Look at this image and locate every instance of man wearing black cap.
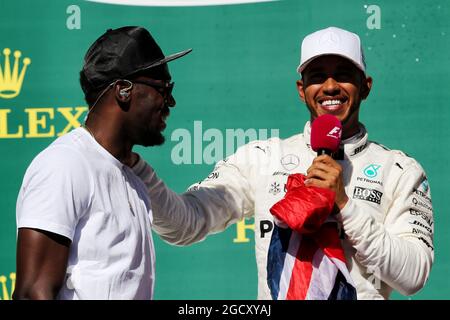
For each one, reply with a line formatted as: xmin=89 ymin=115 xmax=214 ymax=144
xmin=14 ymin=26 xmax=191 ymax=300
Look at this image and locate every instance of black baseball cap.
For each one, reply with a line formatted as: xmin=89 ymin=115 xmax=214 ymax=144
xmin=80 ymin=26 xmax=192 ymax=94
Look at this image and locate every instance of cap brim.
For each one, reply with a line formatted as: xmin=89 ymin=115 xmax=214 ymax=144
xmin=143 ymin=48 xmax=192 ymax=70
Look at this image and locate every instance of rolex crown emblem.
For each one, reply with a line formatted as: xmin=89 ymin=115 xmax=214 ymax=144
xmin=0 ymin=48 xmax=31 ymax=99
xmin=0 ymin=272 xmax=16 ymax=300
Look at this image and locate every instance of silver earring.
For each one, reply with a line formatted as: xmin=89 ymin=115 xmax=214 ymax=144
xmin=120 ymin=90 xmax=130 ymax=98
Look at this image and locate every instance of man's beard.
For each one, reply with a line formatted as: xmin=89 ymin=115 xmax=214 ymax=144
xmin=141 ymin=127 xmax=165 ymax=147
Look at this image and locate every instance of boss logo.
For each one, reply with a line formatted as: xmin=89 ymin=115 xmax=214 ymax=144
xmin=352 ymin=143 xmax=367 ymax=156
xmin=353 ymin=186 xmax=383 ymax=204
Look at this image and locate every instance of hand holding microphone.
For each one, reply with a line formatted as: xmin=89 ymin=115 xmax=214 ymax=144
xmin=305 ymin=115 xmax=348 ymax=210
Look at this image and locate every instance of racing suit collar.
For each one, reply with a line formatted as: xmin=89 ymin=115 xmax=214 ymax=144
xmin=303 ymin=121 xmax=369 ymax=159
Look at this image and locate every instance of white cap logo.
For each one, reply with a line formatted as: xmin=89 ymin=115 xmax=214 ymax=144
xmin=319 ymin=31 xmax=340 ymax=47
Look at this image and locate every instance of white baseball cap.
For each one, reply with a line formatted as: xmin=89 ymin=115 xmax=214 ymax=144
xmin=297 ymin=26 xmax=366 ymax=74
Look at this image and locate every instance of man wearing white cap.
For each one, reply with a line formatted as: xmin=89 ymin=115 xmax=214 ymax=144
xmin=133 ymin=26 xmax=434 ymax=299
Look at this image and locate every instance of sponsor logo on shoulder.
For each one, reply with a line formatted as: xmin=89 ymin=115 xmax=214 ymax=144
xmin=413 ymin=188 xmax=432 ymax=203
xmin=412 ymin=227 xmax=430 ymax=237
xmin=206 ymin=171 xmax=220 ymax=180
xmin=409 ymin=208 xmax=433 ymax=227
xmin=353 ymin=186 xmax=383 ymax=204
xmin=412 ymin=197 xmax=433 ymax=211
xmin=409 ymin=220 xmax=433 ymax=233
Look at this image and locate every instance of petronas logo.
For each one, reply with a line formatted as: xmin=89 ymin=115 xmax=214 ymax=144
xmin=0 ymin=272 xmax=16 ymax=300
xmin=0 ymin=48 xmax=31 ymax=99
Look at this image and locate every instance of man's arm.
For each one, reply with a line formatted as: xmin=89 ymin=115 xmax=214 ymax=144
xmin=306 ymin=154 xmax=434 ymax=295
xmin=15 ymin=145 xmax=93 ymax=299
xmin=132 ymin=146 xmax=256 ymax=245
xmin=13 ymin=228 xmax=70 ymax=299
xmin=337 ymin=163 xmax=433 ymax=296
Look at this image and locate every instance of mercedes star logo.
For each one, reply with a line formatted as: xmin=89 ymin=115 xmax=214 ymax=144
xmin=280 ymin=154 xmax=300 ymax=171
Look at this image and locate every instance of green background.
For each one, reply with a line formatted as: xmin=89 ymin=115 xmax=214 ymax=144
xmin=0 ymin=0 xmax=448 ymax=299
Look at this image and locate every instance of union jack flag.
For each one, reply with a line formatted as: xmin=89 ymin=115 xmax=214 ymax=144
xmin=267 ymin=222 xmax=356 ymax=300
xmin=267 ymin=173 xmax=356 ymax=300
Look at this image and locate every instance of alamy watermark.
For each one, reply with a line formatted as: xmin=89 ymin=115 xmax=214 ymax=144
xmin=66 ymin=5 xmax=81 ymax=30
xmin=170 ymin=120 xmax=279 ymax=165
xmin=365 ymin=4 xmax=381 ymax=30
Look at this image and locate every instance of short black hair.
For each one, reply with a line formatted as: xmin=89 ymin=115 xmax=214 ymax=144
xmin=79 ymin=70 xmax=105 ymax=107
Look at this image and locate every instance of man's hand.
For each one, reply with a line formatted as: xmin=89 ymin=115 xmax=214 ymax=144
xmin=304 ymin=155 xmax=348 ymax=210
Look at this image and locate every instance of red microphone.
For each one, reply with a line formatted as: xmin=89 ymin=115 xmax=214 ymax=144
xmin=310 ymin=114 xmax=342 ymax=156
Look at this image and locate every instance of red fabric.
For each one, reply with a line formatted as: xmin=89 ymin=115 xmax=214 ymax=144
xmin=270 ymin=174 xmax=336 ymax=234
xmin=286 ymin=236 xmax=315 ymax=300
xmin=312 ymin=223 xmax=346 ymax=262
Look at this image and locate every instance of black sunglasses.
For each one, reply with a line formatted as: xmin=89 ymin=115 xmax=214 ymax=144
xmin=133 ymin=79 xmax=174 ymax=102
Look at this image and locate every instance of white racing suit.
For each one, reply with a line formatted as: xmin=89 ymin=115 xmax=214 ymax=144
xmin=133 ymin=122 xmax=434 ymax=299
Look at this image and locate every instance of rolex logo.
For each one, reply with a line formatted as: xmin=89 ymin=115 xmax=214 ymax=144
xmin=0 ymin=48 xmax=31 ymax=99
xmin=0 ymin=272 xmax=15 ymax=300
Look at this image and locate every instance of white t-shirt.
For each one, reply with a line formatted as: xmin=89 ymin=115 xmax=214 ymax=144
xmin=16 ymin=127 xmax=155 ymax=300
